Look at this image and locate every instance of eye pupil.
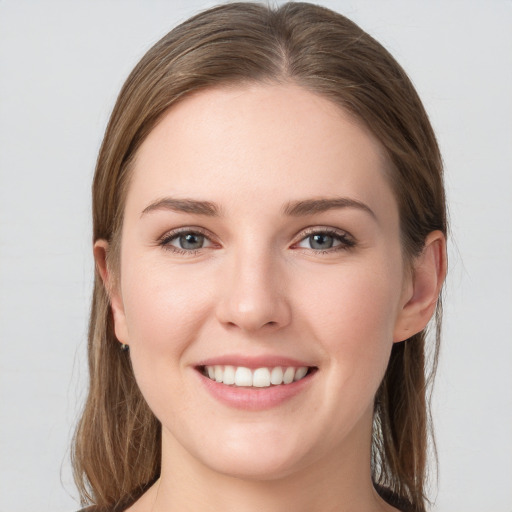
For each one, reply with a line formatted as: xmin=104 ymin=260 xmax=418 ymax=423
xmin=310 ymin=234 xmax=333 ymax=249
xmin=180 ymin=233 xmax=204 ymax=250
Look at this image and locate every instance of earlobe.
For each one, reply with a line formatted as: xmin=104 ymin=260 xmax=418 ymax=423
xmin=393 ymin=230 xmax=447 ymax=342
xmin=93 ymin=240 xmax=129 ymax=344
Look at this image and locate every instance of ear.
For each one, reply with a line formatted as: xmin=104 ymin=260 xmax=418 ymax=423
xmin=393 ymin=230 xmax=447 ymax=342
xmin=93 ymin=239 xmax=129 ymax=345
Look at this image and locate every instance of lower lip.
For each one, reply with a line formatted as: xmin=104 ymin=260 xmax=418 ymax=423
xmin=196 ymin=370 xmax=316 ymax=411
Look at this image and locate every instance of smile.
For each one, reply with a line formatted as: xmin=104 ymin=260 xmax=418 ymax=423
xmin=201 ymin=365 xmax=311 ymax=387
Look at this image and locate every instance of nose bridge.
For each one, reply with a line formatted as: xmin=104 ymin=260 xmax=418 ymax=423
xmin=216 ymin=237 xmax=290 ymax=332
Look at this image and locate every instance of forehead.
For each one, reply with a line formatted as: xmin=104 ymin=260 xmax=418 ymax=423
xmin=127 ymin=83 xmax=395 ymax=218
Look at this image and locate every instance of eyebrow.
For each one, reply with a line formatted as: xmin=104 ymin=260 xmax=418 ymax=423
xmin=140 ymin=196 xmax=376 ymax=220
xmin=141 ymin=198 xmax=221 ymax=217
xmin=282 ymin=197 xmax=376 ymax=219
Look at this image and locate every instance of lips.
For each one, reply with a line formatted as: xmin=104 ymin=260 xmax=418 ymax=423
xmin=194 ymin=356 xmax=317 ymax=410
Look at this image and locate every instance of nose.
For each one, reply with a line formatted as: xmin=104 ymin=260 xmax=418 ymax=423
xmin=215 ymin=247 xmax=292 ymax=333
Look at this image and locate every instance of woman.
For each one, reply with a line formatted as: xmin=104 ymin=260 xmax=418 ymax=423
xmin=73 ymin=2 xmax=447 ymax=511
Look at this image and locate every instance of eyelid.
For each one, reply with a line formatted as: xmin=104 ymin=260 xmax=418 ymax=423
xmin=158 ymin=226 xmax=218 ymax=253
xmin=296 ymin=226 xmax=354 ymax=240
xmin=292 ymin=226 xmax=356 ymax=251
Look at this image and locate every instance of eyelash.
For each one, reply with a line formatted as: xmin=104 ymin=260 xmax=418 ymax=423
xmin=295 ymin=227 xmax=356 ymax=254
xmin=158 ymin=227 xmax=356 ymax=256
xmin=158 ymin=227 xmax=213 ymax=256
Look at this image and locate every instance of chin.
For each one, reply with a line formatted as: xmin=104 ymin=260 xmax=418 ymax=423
xmin=190 ymin=424 xmax=317 ymax=481
xmin=204 ymin=450 xmax=307 ymax=482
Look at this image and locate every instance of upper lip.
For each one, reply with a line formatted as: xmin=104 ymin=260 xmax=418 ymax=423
xmin=194 ymin=354 xmax=316 ymax=369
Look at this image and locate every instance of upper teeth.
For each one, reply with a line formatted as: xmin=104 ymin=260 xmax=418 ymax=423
xmin=204 ymin=365 xmax=309 ymax=387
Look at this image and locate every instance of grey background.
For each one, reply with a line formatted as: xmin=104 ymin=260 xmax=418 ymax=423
xmin=1 ymin=1 xmax=511 ymax=511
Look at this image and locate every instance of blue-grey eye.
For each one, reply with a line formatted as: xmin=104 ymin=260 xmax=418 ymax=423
xmin=309 ymin=233 xmax=335 ymax=249
xmin=176 ymin=233 xmax=205 ymax=250
xmin=296 ymin=230 xmax=353 ymax=251
xmin=161 ymin=229 xmax=214 ymax=253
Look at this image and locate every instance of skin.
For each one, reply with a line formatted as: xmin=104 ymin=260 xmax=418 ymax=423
xmin=96 ymin=83 xmax=446 ymax=512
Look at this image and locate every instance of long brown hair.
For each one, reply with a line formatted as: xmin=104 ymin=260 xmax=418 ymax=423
xmin=73 ymin=3 xmax=446 ymax=510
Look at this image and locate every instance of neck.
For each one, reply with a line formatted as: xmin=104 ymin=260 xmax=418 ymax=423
xmin=140 ymin=414 xmax=395 ymax=512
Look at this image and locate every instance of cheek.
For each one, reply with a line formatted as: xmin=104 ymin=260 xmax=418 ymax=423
xmin=119 ymin=255 xmax=213 ymax=381
xmin=122 ymin=254 xmax=207 ymax=334
xmin=118 ymin=257 xmax=216 ymax=422
xmin=296 ymin=257 xmax=402 ymax=377
xmin=302 ymin=260 xmax=400 ymax=332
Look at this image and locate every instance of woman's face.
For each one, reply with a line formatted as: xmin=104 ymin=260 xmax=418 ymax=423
xmin=109 ymin=83 xmax=413 ymax=479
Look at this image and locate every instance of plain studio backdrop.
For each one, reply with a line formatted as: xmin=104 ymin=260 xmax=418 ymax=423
xmin=0 ymin=1 xmax=511 ymax=511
